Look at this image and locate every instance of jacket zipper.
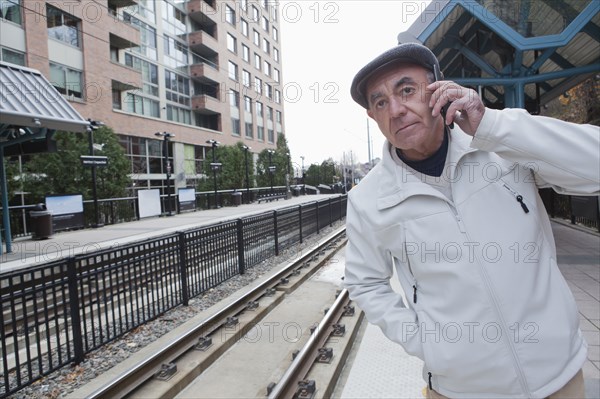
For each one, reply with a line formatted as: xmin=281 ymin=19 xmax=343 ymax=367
xmin=428 ymin=372 xmax=433 ymax=390
xmin=500 ymin=182 xmax=529 ymax=213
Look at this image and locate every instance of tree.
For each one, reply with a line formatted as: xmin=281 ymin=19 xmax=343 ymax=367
xmin=21 ymin=126 xmax=130 ymax=202
xmin=256 ymin=133 xmax=292 ymax=187
xmin=197 ymin=142 xmax=255 ymax=191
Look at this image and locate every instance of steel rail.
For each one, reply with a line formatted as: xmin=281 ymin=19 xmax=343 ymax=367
xmin=267 ymin=288 xmax=350 ymax=399
xmin=85 ymin=226 xmax=346 ymax=399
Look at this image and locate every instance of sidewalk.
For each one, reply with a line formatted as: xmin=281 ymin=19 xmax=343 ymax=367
xmin=338 ymin=220 xmax=600 ymax=398
xmin=0 ymin=194 xmax=339 ymax=273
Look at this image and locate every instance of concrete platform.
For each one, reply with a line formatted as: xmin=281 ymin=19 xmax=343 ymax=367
xmin=0 ymin=194 xmax=340 ymax=272
xmin=337 ymin=220 xmax=600 ymax=398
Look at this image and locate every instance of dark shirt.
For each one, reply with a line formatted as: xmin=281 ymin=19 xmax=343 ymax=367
xmin=396 ymin=129 xmax=449 ymax=177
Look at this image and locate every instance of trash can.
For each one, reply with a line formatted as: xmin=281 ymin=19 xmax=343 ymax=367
xmin=30 ymin=204 xmax=53 ymax=240
xmin=292 ymin=187 xmax=301 ymax=197
xmin=231 ymin=191 xmax=242 ymax=206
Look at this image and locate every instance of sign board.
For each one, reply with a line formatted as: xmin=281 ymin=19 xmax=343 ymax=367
xmin=137 ymin=189 xmax=161 ymax=218
xmin=80 ymin=155 xmax=108 ymax=167
xmin=45 ymin=194 xmax=85 ymax=231
xmin=178 ymin=188 xmax=196 ymax=212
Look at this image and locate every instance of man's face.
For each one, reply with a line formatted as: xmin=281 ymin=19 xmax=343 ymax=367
xmin=365 ymin=64 xmax=444 ymax=161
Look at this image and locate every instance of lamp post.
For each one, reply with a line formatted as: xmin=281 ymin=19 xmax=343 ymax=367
xmin=285 ymin=151 xmax=291 ymax=199
xmin=267 ymin=149 xmax=275 ymax=194
xmin=88 ymin=119 xmax=105 ymax=227
xmin=155 ymin=132 xmax=175 ymax=216
xmin=300 ymin=155 xmax=305 ymax=193
xmin=242 ymin=145 xmax=251 ymax=203
xmin=206 ymin=139 xmax=221 ymax=208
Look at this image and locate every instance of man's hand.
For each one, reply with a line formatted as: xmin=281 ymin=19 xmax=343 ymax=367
xmin=427 ymin=81 xmax=486 ymax=136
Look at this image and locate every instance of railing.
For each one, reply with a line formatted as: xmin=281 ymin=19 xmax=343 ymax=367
xmin=0 ymin=186 xmax=294 ymax=239
xmin=0 ymin=195 xmax=347 ymax=398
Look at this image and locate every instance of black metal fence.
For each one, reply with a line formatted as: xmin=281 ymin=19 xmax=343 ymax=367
xmin=0 ymin=195 xmax=347 ymax=398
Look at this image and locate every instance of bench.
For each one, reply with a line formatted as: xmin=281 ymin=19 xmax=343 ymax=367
xmin=257 ymin=193 xmax=287 ymax=203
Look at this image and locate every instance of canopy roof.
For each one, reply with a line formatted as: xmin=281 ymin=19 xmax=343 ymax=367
xmin=399 ymin=0 xmax=600 ymax=111
xmin=0 ymin=61 xmax=89 ymax=142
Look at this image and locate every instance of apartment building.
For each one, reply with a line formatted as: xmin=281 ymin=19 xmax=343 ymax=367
xmin=0 ymin=0 xmax=285 ymax=193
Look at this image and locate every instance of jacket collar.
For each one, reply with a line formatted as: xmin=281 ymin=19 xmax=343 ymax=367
xmin=375 ymin=127 xmax=477 ymax=210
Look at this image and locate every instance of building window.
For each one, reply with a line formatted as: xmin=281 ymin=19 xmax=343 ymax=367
xmin=231 ymin=118 xmax=241 ymax=135
xmin=225 ymin=5 xmax=236 ymax=26
xmin=0 ymin=0 xmax=21 ymax=25
xmin=166 ymin=104 xmax=191 ymax=124
xmin=275 ymin=89 xmax=281 ymax=104
xmin=262 ymin=38 xmax=270 ymax=54
xmin=241 ymin=0 xmax=248 ymax=11
xmin=266 ymin=106 xmax=273 ymax=121
xmin=165 ymin=69 xmax=190 ymax=106
xmin=125 ymin=53 xmax=159 ymax=97
xmin=254 ymin=53 xmax=261 ymax=70
xmin=273 ymin=47 xmax=279 ymax=62
xmin=273 ymin=26 xmax=278 ymax=42
xmin=254 ymin=77 xmax=262 ymax=94
xmin=241 ymin=18 xmax=248 ymax=37
xmin=227 ymin=33 xmax=237 ymax=53
xmin=163 ymin=36 xmax=189 ymax=68
xmin=271 ymin=5 xmax=278 ymax=22
xmin=242 ymin=44 xmax=250 ymax=62
xmin=256 ymin=101 xmax=263 ymax=117
xmin=125 ymin=93 xmax=160 ymax=117
xmin=162 ymin=1 xmax=186 ymax=36
xmin=0 ymin=46 xmax=25 ymax=65
xmin=47 ymin=5 xmax=80 ymax=47
xmin=244 ymin=95 xmax=252 ymax=112
xmin=229 ymin=89 xmax=240 ymax=108
xmin=276 ymin=110 xmax=282 ymax=123
xmin=245 ymin=122 xmax=253 ymax=138
xmin=124 ymin=13 xmax=158 ymax=60
xmin=257 ymin=126 xmax=264 ymax=141
xmin=253 ymin=29 xmax=260 ymax=46
xmin=265 ymin=83 xmax=273 ymax=99
xmin=49 ymin=62 xmax=83 ymax=99
xmin=273 ymin=68 xmax=280 ymax=83
xmin=263 ymin=60 xmax=271 ymax=76
xmin=228 ymin=61 xmax=238 ymax=81
xmin=261 ymin=16 xmax=269 ymax=32
xmin=242 ymin=69 xmax=251 ymax=87
xmin=251 ymin=5 xmax=259 ymax=22
xmin=267 ymin=128 xmax=274 ymax=143
xmin=112 ymin=89 xmax=121 ymax=109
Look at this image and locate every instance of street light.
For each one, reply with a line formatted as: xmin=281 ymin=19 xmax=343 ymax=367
xmin=155 ymin=132 xmax=175 ymax=216
xmin=206 ymin=139 xmax=221 ymax=208
xmin=267 ymin=149 xmax=275 ymax=194
xmin=242 ymin=145 xmax=251 ymax=203
xmin=300 ymin=155 xmax=305 ymax=193
xmin=88 ymin=119 xmax=105 ymax=228
xmin=285 ymin=151 xmax=291 ymax=199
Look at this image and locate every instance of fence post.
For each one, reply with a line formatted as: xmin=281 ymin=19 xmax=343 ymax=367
xmin=299 ymin=205 xmax=303 ymax=244
xmin=274 ymin=210 xmax=279 ymax=256
xmin=178 ymin=232 xmax=189 ymax=305
xmin=237 ymin=219 xmax=246 ymax=274
xmin=329 ymin=198 xmax=333 ymax=227
xmin=316 ymin=201 xmax=320 ymax=234
xmin=66 ymin=257 xmax=85 ymax=364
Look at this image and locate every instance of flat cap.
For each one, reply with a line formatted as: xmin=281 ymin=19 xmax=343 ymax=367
xmin=350 ymin=42 xmax=440 ymax=109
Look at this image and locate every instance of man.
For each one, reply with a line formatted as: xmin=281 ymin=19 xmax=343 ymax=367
xmin=344 ymin=42 xmax=599 ymax=398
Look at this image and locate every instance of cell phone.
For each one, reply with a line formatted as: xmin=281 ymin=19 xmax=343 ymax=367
xmin=433 ymin=64 xmax=454 ymax=129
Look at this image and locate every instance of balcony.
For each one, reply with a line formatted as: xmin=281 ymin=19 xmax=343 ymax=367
xmin=109 ymin=29 xmax=140 ymax=50
xmin=187 ymin=29 xmax=218 ymax=54
xmin=188 ymin=0 xmax=218 ymax=25
xmin=190 ymin=62 xmax=222 ymax=85
xmin=107 ymin=0 xmax=138 ymax=9
xmin=192 ymin=94 xmax=225 ymax=115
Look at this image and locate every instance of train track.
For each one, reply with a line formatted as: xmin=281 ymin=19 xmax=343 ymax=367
xmin=65 ymin=226 xmax=363 ymax=399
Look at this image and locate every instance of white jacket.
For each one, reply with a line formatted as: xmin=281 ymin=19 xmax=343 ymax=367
xmin=344 ymin=108 xmax=600 ymax=398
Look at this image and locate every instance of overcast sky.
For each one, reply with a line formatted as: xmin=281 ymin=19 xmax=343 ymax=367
xmin=279 ymin=0 xmax=431 ymax=171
